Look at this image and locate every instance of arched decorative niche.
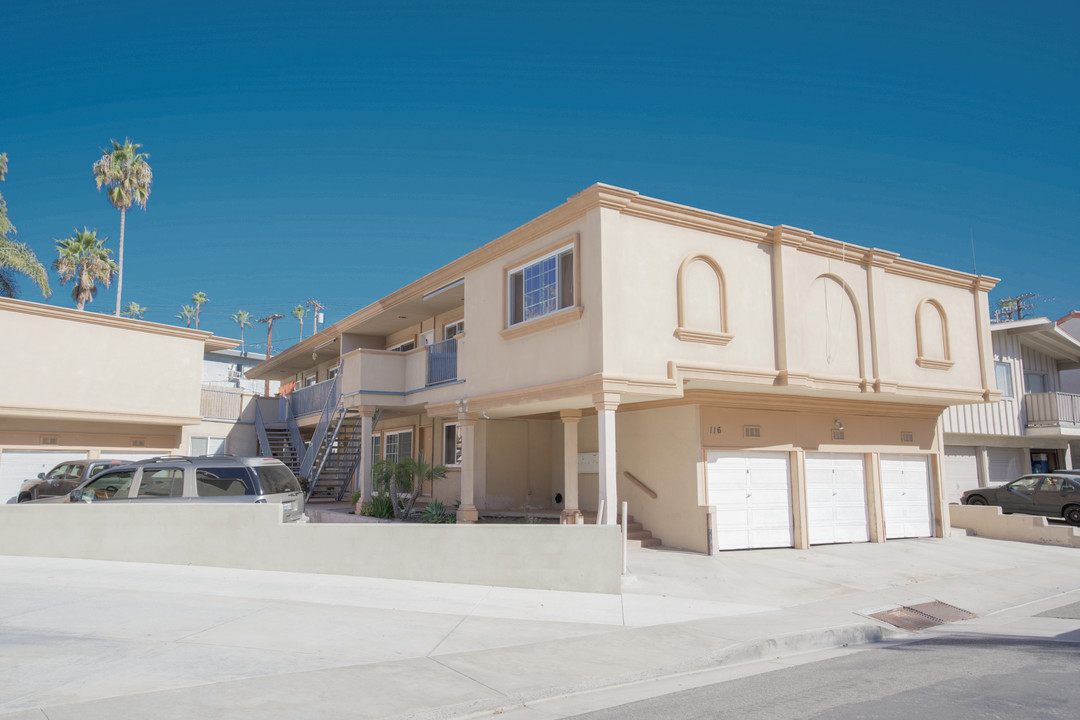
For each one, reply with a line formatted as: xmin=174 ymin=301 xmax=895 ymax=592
xmin=915 ymin=298 xmax=954 ymax=369
xmin=675 ymin=254 xmax=733 ymax=345
xmin=807 ymin=273 xmax=865 ymax=381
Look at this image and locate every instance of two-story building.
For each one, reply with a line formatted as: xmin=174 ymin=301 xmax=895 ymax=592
xmin=0 ymin=297 xmax=245 ymax=503
xmin=941 ymin=316 xmax=1080 ymax=503
xmin=248 ymin=183 xmax=998 ymax=553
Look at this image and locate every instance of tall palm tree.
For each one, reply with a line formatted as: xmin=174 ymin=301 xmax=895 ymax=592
xmin=176 ymin=304 xmax=196 ymax=328
xmin=93 ymin=138 xmax=152 ymax=317
xmin=191 ymin=291 xmax=208 ymax=329
xmin=0 ymin=152 xmax=51 ymax=299
xmin=292 ymin=304 xmax=307 ymax=339
xmin=121 ymin=301 xmax=147 ymax=319
xmin=232 ymin=309 xmax=253 ymax=354
xmin=53 ymin=228 xmax=118 ymax=311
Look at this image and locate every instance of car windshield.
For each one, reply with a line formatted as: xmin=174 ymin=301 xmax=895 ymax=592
xmin=255 ymin=465 xmax=301 ymax=495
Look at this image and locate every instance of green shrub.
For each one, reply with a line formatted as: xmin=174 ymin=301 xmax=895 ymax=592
xmin=350 ymin=490 xmax=362 ymax=506
xmin=421 ymin=499 xmax=455 ymax=523
xmin=360 ymin=495 xmax=396 ymax=519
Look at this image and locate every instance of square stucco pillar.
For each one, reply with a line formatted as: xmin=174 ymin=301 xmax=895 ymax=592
xmin=594 ymin=392 xmax=620 ymax=525
xmin=560 ymin=409 xmax=584 ymax=524
xmin=456 ymin=412 xmax=480 ymax=523
xmin=357 ymin=407 xmax=377 ymax=507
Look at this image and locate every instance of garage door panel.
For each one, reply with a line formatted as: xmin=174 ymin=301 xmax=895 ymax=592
xmin=805 ymin=453 xmax=869 ymax=546
xmin=707 ymin=451 xmax=793 ymax=551
xmin=882 ymin=455 xmax=932 ymax=539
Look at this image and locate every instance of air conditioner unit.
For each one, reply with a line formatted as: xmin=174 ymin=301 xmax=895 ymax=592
xmin=227 ymin=369 xmax=243 ymax=381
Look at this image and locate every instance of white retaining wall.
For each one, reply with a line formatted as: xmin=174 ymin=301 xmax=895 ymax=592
xmin=0 ymin=504 xmax=624 ymax=594
xmin=949 ymin=504 xmax=1080 ymax=548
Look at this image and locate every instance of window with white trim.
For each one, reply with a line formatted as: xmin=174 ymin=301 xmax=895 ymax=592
xmin=304 ymin=373 xmax=317 ymax=387
xmin=370 ymin=435 xmax=381 ymax=470
xmin=389 ymin=339 xmax=415 ymax=352
xmin=327 ymin=365 xmax=340 ymax=380
xmin=1025 ymin=372 xmax=1047 ymax=394
xmin=384 ymin=429 xmax=413 ymax=463
xmin=443 ymin=423 xmax=462 ymax=466
xmin=995 ymin=362 xmax=1014 ymax=398
xmin=191 ymin=436 xmax=227 ymax=456
xmin=508 ymin=245 xmax=574 ymax=326
xmin=444 ymin=319 xmax=465 ymax=340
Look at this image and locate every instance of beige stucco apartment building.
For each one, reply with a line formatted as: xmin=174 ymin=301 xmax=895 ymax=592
xmin=249 ymin=183 xmax=999 ymax=553
xmin=0 ymin=298 xmax=247 ymax=503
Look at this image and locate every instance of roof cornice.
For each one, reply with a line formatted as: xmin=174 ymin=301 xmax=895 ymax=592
xmin=0 ymin=297 xmax=238 ymax=351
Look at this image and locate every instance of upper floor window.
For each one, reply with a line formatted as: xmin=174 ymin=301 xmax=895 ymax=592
xmin=995 ymin=361 xmax=1014 ymax=398
xmin=1025 ymin=372 xmax=1047 ymax=394
xmin=327 ymin=365 xmax=340 ymax=380
xmin=444 ymin=319 xmax=465 ymax=340
xmin=389 ymin=339 xmax=415 ymax=352
xmin=508 ymin=244 xmax=574 ymax=326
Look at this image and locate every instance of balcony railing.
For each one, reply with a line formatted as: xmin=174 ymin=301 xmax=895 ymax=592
xmin=1024 ymin=392 xmax=1080 ymax=428
xmin=200 ymin=386 xmax=244 ymax=421
xmin=426 ymin=338 xmax=458 ymax=385
xmin=290 ymin=378 xmax=338 ymax=418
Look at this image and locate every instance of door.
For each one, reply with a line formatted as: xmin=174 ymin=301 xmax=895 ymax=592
xmin=1000 ymin=475 xmax=1041 ymax=515
xmin=943 ymin=446 xmax=979 ymax=503
xmin=805 ymin=453 xmax=869 ymax=545
xmin=880 ymin=455 xmax=933 ymax=539
xmin=0 ymin=450 xmax=88 ymax=504
xmin=987 ymin=447 xmax=1023 ymax=484
xmin=706 ymin=451 xmax=793 ymax=550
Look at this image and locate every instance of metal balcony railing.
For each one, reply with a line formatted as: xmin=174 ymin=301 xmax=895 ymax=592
xmin=1024 ymin=392 xmax=1080 ymax=428
xmin=426 ymin=337 xmax=458 ymax=385
xmin=290 ymin=378 xmax=338 ymax=418
xmin=200 ymin=386 xmax=244 ymax=420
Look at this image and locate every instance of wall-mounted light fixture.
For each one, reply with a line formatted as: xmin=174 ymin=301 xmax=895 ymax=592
xmin=834 ymin=419 xmax=844 ymax=432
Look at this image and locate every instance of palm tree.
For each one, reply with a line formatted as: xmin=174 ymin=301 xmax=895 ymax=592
xmin=0 ymin=152 xmax=51 ymax=299
xmin=191 ymin=291 xmax=208 ymax=329
xmin=373 ymin=454 xmax=448 ymax=520
xmin=292 ymin=304 xmax=307 ymax=339
xmin=93 ymin=138 xmax=152 ymax=317
xmin=232 ymin=309 xmax=253 ymax=353
xmin=53 ymin=228 xmax=118 ymax=311
xmin=176 ymin=304 xmax=196 ymax=328
xmin=120 ymin=301 xmax=146 ymax=319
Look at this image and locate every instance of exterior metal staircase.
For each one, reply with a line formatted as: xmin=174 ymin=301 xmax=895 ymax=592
xmin=263 ymin=426 xmax=302 ymax=474
xmin=305 ymin=405 xmax=370 ymax=501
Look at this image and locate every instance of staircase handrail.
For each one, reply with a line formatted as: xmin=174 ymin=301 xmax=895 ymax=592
xmin=622 ymin=470 xmax=658 ymax=499
xmin=299 ymin=375 xmax=341 ymax=480
xmin=254 ymin=401 xmax=272 ymax=458
xmin=309 ymin=402 xmax=348 ymax=499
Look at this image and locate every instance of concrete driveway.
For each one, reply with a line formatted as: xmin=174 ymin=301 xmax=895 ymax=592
xmin=2 ymin=535 xmax=1079 ymax=719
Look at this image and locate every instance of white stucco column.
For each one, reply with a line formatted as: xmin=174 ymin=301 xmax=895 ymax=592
xmin=560 ymin=409 xmax=583 ymax=524
xmin=456 ymin=412 xmax=480 ymax=523
xmin=358 ymin=407 xmax=377 ymax=506
xmin=594 ymin=392 xmax=620 ymax=525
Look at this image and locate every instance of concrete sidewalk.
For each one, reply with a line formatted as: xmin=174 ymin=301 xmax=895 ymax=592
xmin=1 ymin=536 xmax=1079 ymax=719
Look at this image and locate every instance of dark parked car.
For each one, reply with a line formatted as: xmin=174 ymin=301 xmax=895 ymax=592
xmin=961 ymin=474 xmax=1080 ymax=526
xmin=18 ymin=459 xmax=124 ymax=503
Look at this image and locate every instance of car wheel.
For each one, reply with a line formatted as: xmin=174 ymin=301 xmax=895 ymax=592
xmin=966 ymin=496 xmax=988 ymax=506
xmin=1064 ymin=505 xmax=1080 ymax=527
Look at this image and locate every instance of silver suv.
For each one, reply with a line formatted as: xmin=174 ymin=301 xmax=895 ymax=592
xmin=63 ymin=455 xmax=306 ymax=522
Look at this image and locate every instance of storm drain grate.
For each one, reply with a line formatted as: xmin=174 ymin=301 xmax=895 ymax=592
xmin=867 ymin=601 xmax=976 ymax=631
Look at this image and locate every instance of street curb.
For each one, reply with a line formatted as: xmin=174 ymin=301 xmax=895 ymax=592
xmin=399 ymin=623 xmax=897 ymax=720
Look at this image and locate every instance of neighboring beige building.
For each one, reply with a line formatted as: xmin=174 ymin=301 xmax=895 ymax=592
xmin=941 ymin=317 xmax=1080 ymax=503
xmin=249 ymin=183 xmax=999 ymax=553
xmin=0 ymin=297 xmax=246 ymax=503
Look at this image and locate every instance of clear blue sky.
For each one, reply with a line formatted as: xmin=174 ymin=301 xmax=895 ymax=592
xmin=4 ymin=0 xmax=1078 ymax=350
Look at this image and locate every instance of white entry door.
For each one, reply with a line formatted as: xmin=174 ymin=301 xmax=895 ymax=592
xmin=805 ymin=453 xmax=869 ymax=545
xmin=881 ymin=455 xmax=933 ymax=539
xmin=0 ymin=450 xmax=89 ymax=504
xmin=707 ymin=451 xmax=793 ymax=551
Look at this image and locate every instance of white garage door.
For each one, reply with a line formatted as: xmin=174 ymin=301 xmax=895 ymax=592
xmin=881 ymin=455 xmax=933 ymax=539
xmin=0 ymin=450 xmax=89 ymax=504
xmin=987 ymin=447 xmax=1023 ymax=485
xmin=707 ymin=451 xmax=793 ymax=551
xmin=943 ymin=446 xmax=979 ymax=503
xmin=805 ymin=453 xmax=869 ymax=545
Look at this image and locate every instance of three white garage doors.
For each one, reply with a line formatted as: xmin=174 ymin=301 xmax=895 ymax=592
xmin=706 ymin=451 xmax=933 ymax=550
